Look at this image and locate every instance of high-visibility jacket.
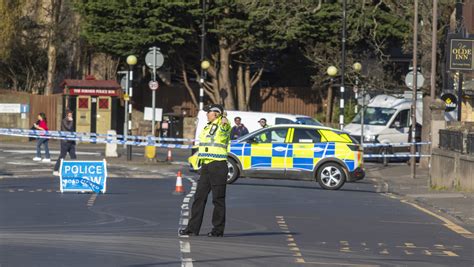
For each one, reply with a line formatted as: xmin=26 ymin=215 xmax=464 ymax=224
xmin=198 ymin=116 xmax=231 ymax=163
xmin=259 ymin=124 xmax=270 ymax=142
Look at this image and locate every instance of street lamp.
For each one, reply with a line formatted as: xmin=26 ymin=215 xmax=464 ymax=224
xmin=199 ymin=60 xmax=210 ymax=110
xmin=352 ymin=62 xmax=364 ymax=148
xmin=125 ymin=55 xmax=137 ymax=161
xmin=353 ymin=62 xmax=362 ymax=113
xmin=326 ymin=66 xmax=338 ymax=125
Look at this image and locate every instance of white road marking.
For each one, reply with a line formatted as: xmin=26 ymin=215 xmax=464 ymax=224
xmin=178 ymin=176 xmax=197 ymax=267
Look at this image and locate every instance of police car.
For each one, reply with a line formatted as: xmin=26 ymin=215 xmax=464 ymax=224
xmin=189 ymin=124 xmax=365 ymax=190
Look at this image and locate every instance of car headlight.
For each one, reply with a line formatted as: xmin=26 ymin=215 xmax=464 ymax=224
xmin=364 ymin=135 xmax=377 ymax=142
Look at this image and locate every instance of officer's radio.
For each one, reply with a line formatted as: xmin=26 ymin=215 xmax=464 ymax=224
xmin=209 ymin=124 xmax=218 ymax=135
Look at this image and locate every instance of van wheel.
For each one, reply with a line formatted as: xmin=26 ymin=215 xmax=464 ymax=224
xmin=227 ymin=159 xmax=240 ymax=184
xmin=316 ymin=163 xmax=346 ymax=190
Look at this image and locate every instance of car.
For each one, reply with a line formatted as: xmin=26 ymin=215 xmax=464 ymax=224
xmin=189 ymin=124 xmax=365 ymax=190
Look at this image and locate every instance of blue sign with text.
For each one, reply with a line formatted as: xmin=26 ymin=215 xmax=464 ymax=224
xmin=60 ymin=160 xmax=107 ymax=193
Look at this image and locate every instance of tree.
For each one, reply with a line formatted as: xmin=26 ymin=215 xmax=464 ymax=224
xmin=78 ymin=0 xmax=315 ymax=110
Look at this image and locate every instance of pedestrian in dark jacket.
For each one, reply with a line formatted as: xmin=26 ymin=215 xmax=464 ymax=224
xmin=53 ymin=110 xmax=76 ymax=175
xmin=230 ymin=117 xmax=249 ymax=140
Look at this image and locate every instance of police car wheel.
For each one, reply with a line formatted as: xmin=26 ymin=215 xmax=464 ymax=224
xmin=227 ymin=159 xmax=240 ymax=184
xmin=316 ymin=163 xmax=346 ymax=190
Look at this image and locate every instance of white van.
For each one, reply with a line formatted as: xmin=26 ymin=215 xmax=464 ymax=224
xmin=194 ymin=110 xmax=321 ymax=141
xmin=343 ymin=93 xmax=423 ymax=149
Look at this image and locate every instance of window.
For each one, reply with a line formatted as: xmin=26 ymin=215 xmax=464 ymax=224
xmin=292 ymin=128 xmax=321 ymax=143
xmin=252 ymin=128 xmax=288 ymax=143
xmin=390 ymin=109 xmax=410 ymax=128
xmin=276 ymin=118 xmax=294 ymax=124
xmin=78 ymin=98 xmax=89 ymax=109
xmin=352 ymin=107 xmax=396 ymax=126
xmin=98 ymin=98 xmax=109 ymax=109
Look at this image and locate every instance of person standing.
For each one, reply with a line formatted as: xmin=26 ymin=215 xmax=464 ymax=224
xmin=257 ymin=118 xmax=270 ymax=143
xmin=230 ymin=116 xmax=249 ymax=140
xmin=33 ymin=112 xmax=51 ymax=163
xmin=258 ymin=118 xmax=269 ymax=129
xmin=53 ymin=110 xmax=77 ymax=176
xmin=180 ymin=104 xmax=231 ymax=237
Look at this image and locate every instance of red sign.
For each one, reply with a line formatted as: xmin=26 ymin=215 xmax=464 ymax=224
xmin=68 ymin=88 xmax=118 ymax=96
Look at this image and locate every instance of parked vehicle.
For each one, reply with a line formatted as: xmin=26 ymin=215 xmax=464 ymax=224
xmin=343 ymin=93 xmax=423 ymax=157
xmin=189 ymin=124 xmax=365 ymax=190
xmin=194 ymin=110 xmax=321 ymax=141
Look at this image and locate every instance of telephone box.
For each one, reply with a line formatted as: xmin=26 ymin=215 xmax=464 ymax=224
xmin=61 ymin=79 xmax=123 ymax=134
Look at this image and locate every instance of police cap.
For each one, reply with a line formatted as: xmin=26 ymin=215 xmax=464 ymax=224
xmin=204 ymin=104 xmax=224 ymax=114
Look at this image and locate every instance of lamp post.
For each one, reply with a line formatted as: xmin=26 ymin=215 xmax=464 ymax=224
xmin=200 ymin=60 xmax=210 ymax=110
xmin=199 ymin=0 xmax=208 ymax=110
xmin=126 ymin=55 xmax=137 ymax=161
xmin=327 ymin=66 xmax=338 ymax=125
xmin=352 ymin=62 xmax=364 ymax=148
xmin=353 ymin=62 xmax=362 ymax=113
xmin=340 ymin=0 xmax=347 ymax=130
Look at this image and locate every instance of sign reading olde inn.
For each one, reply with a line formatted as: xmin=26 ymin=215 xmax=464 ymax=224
xmin=449 ymin=38 xmax=474 ymax=71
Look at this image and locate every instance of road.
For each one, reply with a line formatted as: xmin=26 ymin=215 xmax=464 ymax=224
xmin=0 ymin=145 xmax=473 ymax=266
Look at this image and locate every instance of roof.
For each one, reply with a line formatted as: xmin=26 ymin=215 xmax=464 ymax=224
xmin=61 ymin=79 xmax=121 ymax=89
xmin=260 ymin=124 xmax=347 ymax=134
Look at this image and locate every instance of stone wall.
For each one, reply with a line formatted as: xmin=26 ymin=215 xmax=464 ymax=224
xmin=430 ymin=148 xmax=474 ymax=191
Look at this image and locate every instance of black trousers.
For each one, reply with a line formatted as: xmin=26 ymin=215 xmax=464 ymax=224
xmin=187 ymin=160 xmax=228 ymax=234
xmin=54 ymin=141 xmax=77 ymax=171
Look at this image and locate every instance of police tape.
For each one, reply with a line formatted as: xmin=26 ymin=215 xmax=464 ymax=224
xmin=0 ymin=127 xmax=196 ymax=143
xmin=0 ymin=128 xmax=194 ymax=149
xmin=363 ymin=153 xmax=430 ymax=158
xmin=362 ymin=142 xmax=431 ymax=148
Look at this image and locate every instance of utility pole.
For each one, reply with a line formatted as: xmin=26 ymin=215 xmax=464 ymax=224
xmin=410 ymin=0 xmax=419 ymax=179
xmin=340 ymin=0 xmax=347 ymax=130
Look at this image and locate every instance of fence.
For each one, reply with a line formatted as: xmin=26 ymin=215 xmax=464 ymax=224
xmin=439 ymin=129 xmax=464 ymax=153
xmin=467 ymin=133 xmax=474 ymax=154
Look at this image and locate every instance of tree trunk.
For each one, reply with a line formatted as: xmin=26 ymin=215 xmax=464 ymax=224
xmin=244 ymin=65 xmax=251 ymax=111
xmin=45 ymin=0 xmax=62 ymax=95
xmin=218 ymin=37 xmax=235 ymax=109
xmin=236 ymin=64 xmax=246 ymax=110
xmin=326 ymin=84 xmax=333 ymax=124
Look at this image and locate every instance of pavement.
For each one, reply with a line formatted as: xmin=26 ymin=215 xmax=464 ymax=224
xmin=365 ymin=163 xmax=474 ymax=232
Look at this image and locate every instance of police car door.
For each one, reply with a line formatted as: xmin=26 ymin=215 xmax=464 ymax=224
xmin=286 ymin=128 xmax=323 ymax=180
xmin=244 ymin=127 xmax=290 ymax=178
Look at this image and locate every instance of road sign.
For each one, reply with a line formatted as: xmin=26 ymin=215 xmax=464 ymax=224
xmin=404 ymin=71 xmax=425 ymax=89
xmin=149 ymin=81 xmax=159 ymax=91
xmin=60 ymin=160 xmax=108 ymax=193
xmin=441 ymin=93 xmax=458 ymax=112
xmin=145 ymin=47 xmax=164 ymax=70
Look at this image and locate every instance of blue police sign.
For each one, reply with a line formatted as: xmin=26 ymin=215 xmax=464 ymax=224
xmin=60 ymin=160 xmax=107 ymax=193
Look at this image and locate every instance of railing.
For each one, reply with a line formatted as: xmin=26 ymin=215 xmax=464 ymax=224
xmin=439 ymin=129 xmax=464 ymax=153
xmin=467 ymin=133 xmax=474 ymax=154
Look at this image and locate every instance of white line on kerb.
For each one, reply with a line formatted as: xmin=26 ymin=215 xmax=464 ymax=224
xmin=178 ymin=176 xmax=197 ymax=267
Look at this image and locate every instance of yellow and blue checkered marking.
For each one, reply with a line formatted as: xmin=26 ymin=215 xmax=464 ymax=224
xmin=228 ymin=142 xmax=359 ymax=172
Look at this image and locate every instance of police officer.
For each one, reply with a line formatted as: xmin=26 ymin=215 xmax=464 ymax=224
xmin=180 ymin=104 xmax=231 ymax=237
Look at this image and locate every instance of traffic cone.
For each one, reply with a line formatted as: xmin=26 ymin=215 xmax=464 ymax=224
xmin=167 ymin=148 xmax=173 ymax=161
xmin=173 ymin=171 xmax=185 ymax=195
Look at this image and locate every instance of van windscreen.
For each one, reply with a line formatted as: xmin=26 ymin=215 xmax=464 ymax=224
xmin=352 ymin=107 xmax=396 ymax=126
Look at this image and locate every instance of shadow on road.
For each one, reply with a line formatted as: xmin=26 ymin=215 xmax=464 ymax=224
xmin=233 ymin=181 xmax=377 ymax=193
